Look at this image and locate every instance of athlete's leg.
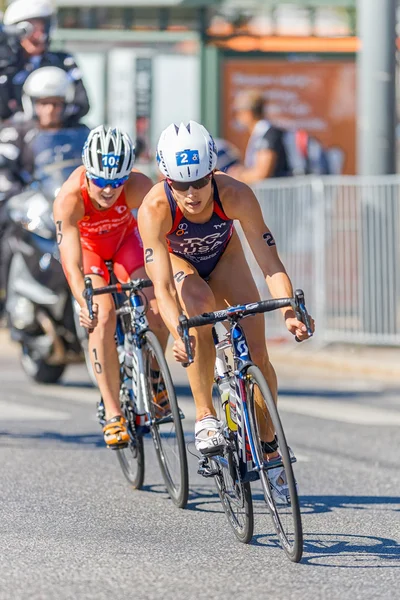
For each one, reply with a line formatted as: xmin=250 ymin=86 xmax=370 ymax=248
xmin=208 ymin=231 xmax=278 ymax=445
xmin=169 ymin=254 xmax=217 ymax=421
xmin=82 ymin=252 xmax=122 ymax=422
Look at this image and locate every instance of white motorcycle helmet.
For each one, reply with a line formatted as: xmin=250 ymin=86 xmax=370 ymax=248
xmin=157 ymin=121 xmax=217 ymax=182
xmin=21 ymin=66 xmax=75 ymax=120
xmin=4 ymin=0 xmax=54 ymax=41
xmin=82 ymin=125 xmax=135 ymax=182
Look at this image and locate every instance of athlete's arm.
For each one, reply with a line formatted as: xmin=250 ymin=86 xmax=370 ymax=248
xmin=124 ymin=170 xmax=154 ymax=210
xmin=53 ymin=176 xmax=87 ymax=309
xmin=223 ymin=177 xmax=313 ymax=339
xmin=137 ymin=189 xmax=183 ymax=340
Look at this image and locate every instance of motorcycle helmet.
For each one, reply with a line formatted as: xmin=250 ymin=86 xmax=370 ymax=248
xmin=4 ymin=0 xmax=55 ymax=43
xmin=21 ymin=66 xmax=75 ymax=120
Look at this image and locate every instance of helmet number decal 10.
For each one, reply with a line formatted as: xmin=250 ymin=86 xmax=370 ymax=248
xmin=176 ymin=150 xmax=200 ymax=166
xmin=102 ymin=154 xmax=120 ymax=168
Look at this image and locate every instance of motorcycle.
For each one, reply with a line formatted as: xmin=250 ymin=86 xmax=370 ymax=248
xmin=3 ymin=127 xmax=95 ymax=384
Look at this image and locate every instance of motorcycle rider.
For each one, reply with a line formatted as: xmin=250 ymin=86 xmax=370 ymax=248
xmin=0 ymin=0 xmax=90 ymax=124
xmin=0 ymin=66 xmax=89 ymax=315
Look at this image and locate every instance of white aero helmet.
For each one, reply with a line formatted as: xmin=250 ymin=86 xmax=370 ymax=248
xmin=22 ymin=66 xmax=75 ymax=119
xmin=157 ymin=121 xmax=217 ymax=182
xmin=82 ymin=126 xmax=135 ymax=181
xmin=4 ymin=0 xmax=54 ymax=25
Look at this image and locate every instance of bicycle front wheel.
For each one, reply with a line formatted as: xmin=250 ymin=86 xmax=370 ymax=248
xmin=144 ymin=331 xmax=189 ymax=508
xmin=246 ymin=366 xmax=303 ymax=562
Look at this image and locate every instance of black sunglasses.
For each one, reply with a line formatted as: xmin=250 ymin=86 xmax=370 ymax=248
xmin=167 ymin=174 xmax=211 ymax=192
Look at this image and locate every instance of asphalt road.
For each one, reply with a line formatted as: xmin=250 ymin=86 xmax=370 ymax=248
xmin=0 ymin=335 xmax=399 ymax=600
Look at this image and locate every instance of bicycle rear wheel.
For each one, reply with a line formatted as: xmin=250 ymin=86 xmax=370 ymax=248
xmin=246 ymin=366 xmax=303 ymax=562
xmin=144 ymin=331 xmax=189 ymax=508
xmin=212 ymin=387 xmax=254 ymax=543
xmin=116 ymin=398 xmax=145 ymax=490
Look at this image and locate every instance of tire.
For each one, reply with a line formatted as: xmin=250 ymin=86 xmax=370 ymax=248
xmin=144 ymin=331 xmax=189 ymax=509
xmin=116 ymin=433 xmax=145 ymax=490
xmin=20 ymin=346 xmax=65 ymax=384
xmin=213 ymin=451 xmax=254 ymax=544
xmin=246 ymin=366 xmax=303 ymax=563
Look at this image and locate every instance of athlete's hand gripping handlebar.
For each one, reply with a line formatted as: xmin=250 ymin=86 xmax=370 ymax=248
xmin=177 ymin=314 xmax=194 ymax=368
xmin=83 ymin=277 xmax=95 ymax=333
xmin=294 ymin=289 xmax=313 ymax=342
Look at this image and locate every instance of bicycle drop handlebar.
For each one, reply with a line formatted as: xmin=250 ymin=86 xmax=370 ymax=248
xmin=82 ymin=276 xmax=153 ymax=325
xmin=177 ymin=289 xmax=313 ymax=367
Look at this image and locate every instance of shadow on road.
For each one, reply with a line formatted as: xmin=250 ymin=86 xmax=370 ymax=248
xmin=300 ymin=495 xmax=400 ymax=514
xmin=0 ymin=430 xmax=104 ymax=447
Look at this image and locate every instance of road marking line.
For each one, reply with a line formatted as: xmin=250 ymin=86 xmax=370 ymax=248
xmin=31 ymin=386 xmax=98 ymax=404
xmin=0 ymin=400 xmax=70 ymax=421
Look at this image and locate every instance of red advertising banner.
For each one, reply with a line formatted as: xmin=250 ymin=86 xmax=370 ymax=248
xmin=221 ymin=59 xmax=356 ymax=174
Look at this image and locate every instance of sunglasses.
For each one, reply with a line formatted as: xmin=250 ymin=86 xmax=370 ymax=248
xmin=88 ymin=174 xmax=129 ymax=189
xmin=167 ymin=174 xmax=211 ymax=192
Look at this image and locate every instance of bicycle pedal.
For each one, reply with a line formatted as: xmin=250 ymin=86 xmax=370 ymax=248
xmin=197 ymin=458 xmax=219 ymax=478
xmin=197 ymin=466 xmax=218 ymax=478
xmin=108 ymin=443 xmax=129 ymax=451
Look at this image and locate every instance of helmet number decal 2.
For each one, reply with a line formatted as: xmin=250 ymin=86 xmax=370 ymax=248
xmin=102 ymin=154 xmax=120 ymax=168
xmin=176 ymin=150 xmax=200 ymax=166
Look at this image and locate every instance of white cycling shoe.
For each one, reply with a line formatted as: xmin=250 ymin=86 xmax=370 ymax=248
xmin=267 ymin=463 xmax=298 ymax=506
xmin=195 ymin=416 xmax=225 ymax=455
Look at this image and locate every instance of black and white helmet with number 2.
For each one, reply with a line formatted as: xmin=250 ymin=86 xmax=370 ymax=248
xmin=82 ymin=125 xmax=135 ymax=180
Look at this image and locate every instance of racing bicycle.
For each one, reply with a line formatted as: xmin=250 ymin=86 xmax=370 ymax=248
xmin=178 ymin=289 xmax=312 ymax=561
xmin=84 ymin=265 xmax=189 ymax=508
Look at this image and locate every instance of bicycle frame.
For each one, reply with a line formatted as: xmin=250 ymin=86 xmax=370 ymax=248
xmin=212 ymin=319 xmax=267 ymax=483
xmin=113 ymin=290 xmax=153 ymax=424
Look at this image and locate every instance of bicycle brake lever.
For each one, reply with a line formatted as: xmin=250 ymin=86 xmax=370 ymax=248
xmin=83 ymin=277 xmax=95 ymax=333
xmin=294 ymin=289 xmax=313 ymax=342
xmin=178 ymin=314 xmax=193 ymax=368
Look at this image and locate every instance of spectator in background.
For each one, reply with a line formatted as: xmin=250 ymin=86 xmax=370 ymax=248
xmin=0 ymin=0 xmax=90 ymax=125
xmin=228 ymin=90 xmax=291 ymax=184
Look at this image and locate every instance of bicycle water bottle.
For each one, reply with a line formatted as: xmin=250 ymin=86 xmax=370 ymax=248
xmin=124 ymin=333 xmax=146 ymax=427
xmin=219 ymin=376 xmax=237 ymax=432
xmin=123 ymin=333 xmax=137 ymax=392
xmin=115 ymin=320 xmax=125 ymax=365
xmin=228 ymin=377 xmax=238 ymax=429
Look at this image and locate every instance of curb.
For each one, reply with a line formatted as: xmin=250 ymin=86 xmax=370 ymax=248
xmin=269 ymin=345 xmax=400 ymax=382
xmin=1 ymin=329 xmax=398 ymax=383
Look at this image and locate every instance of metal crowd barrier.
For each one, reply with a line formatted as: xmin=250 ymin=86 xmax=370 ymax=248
xmin=241 ymin=175 xmax=400 ymax=346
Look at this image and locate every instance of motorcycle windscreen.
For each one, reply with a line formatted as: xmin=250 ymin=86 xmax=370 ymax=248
xmin=31 ymin=127 xmax=89 ymax=195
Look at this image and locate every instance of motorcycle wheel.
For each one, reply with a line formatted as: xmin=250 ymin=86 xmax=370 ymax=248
xmin=20 ymin=345 xmax=65 ymax=384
